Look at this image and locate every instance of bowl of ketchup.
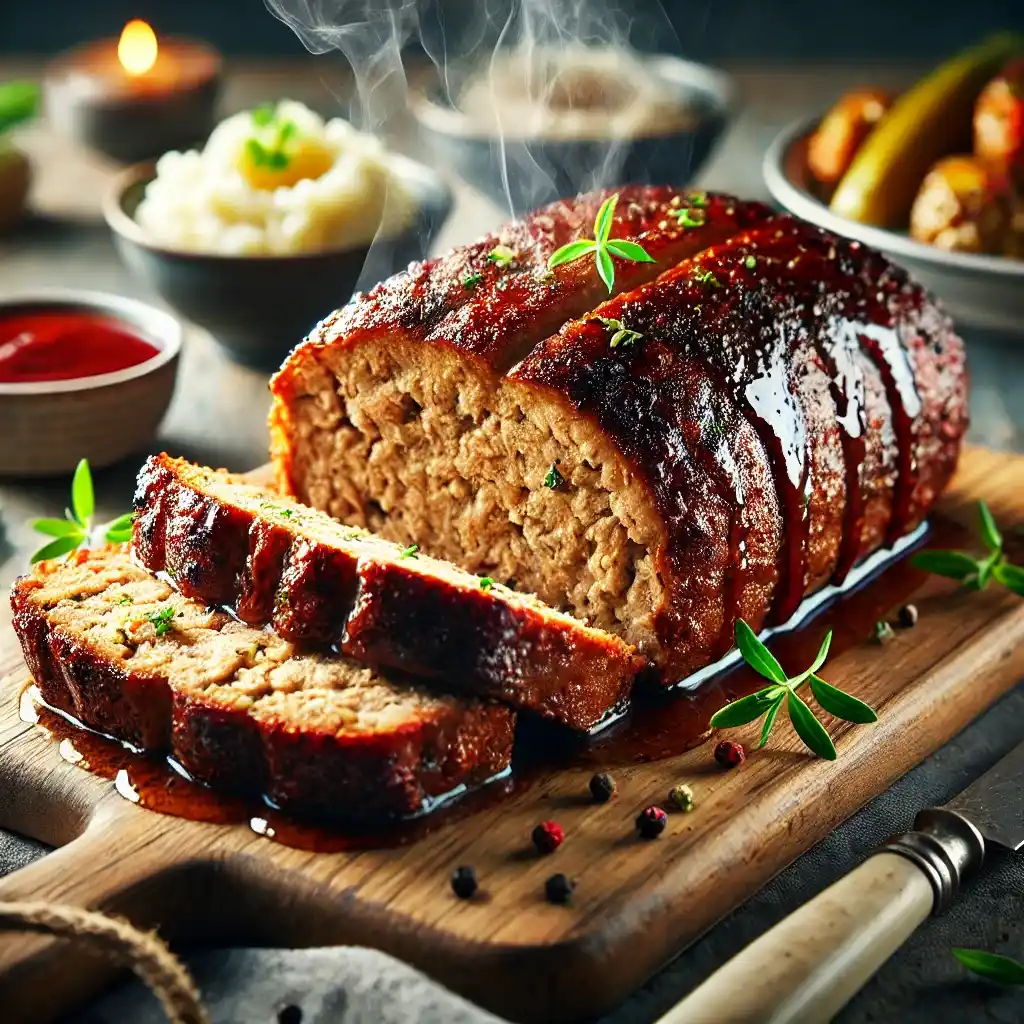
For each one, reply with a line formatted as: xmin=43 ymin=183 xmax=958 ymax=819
xmin=0 ymin=291 xmax=181 ymax=477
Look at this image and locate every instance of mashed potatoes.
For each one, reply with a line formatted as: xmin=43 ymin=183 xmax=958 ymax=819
xmin=134 ymin=101 xmax=416 ymax=255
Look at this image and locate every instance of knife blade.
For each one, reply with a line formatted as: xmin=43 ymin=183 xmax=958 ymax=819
xmin=658 ymin=737 xmax=1024 ymax=1024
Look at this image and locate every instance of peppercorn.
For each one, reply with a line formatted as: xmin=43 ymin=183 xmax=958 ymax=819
xmin=715 ymin=739 xmax=746 ymax=769
xmin=532 ymin=820 xmax=564 ymax=854
xmin=667 ymin=783 xmax=695 ymax=813
xmin=636 ymin=806 xmax=668 ymax=839
xmin=897 ymin=603 xmax=919 ymax=628
xmin=545 ymin=872 xmax=575 ymax=904
xmin=450 ymin=865 xmax=478 ymax=899
xmin=589 ymin=771 xmax=617 ymax=803
xmin=277 ymin=1007 xmax=303 ymax=1024
xmin=874 ymin=620 xmax=895 ymax=644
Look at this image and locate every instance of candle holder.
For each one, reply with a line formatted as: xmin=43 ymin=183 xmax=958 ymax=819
xmin=44 ymin=22 xmax=223 ymax=163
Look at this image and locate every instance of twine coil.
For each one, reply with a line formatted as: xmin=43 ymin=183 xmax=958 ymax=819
xmin=0 ymin=900 xmax=209 ymax=1024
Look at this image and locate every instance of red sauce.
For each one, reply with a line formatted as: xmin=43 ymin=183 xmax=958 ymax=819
xmin=0 ymin=311 xmax=161 ymax=384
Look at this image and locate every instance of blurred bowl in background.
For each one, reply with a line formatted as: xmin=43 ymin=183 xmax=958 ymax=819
xmin=104 ymin=155 xmax=453 ymax=371
xmin=410 ymin=54 xmax=737 ymax=214
xmin=764 ymin=116 xmax=1024 ymax=335
xmin=0 ymin=290 xmax=181 ymax=478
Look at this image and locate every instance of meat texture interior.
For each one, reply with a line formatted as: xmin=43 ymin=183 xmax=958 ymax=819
xmin=270 ymin=187 xmax=967 ymax=683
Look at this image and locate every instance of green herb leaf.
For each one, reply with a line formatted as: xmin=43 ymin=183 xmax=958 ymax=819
xmin=670 ymin=207 xmax=706 ymax=228
xmin=693 ymin=268 xmax=720 ymax=288
xmin=744 ymin=254 xmax=757 ymax=269
xmin=787 ymin=688 xmax=837 ymax=760
xmin=462 ymin=272 xmax=483 ymax=289
xmin=993 ymin=561 xmax=1024 ymax=596
xmin=758 ymin=695 xmax=784 ymax=748
xmin=596 ymin=247 xmax=615 ymax=293
xmin=710 ymin=686 xmax=785 ymax=728
xmin=0 ymin=81 xmax=39 ymax=135
xmin=734 ymin=619 xmax=787 ymax=684
xmin=788 ymin=629 xmax=834 ymax=687
xmin=809 ymin=674 xmax=878 ymax=724
xmin=32 ymin=517 xmax=84 ymax=539
xmin=251 ymin=103 xmax=277 ymax=127
xmin=977 ymin=552 xmax=998 ymax=590
xmin=548 ymin=240 xmax=597 ymax=269
xmin=105 ymin=528 xmax=133 ymax=545
xmin=30 ymin=535 xmax=82 ymax=564
xmin=593 ymin=193 xmax=617 ymax=244
xmin=910 ymin=549 xmax=981 ymax=582
xmin=543 ymin=464 xmax=564 ymax=489
xmin=245 ymin=137 xmax=270 ymax=167
xmin=105 ymin=512 xmax=135 ymax=535
xmin=488 ymin=244 xmax=517 ymax=268
xmin=952 ymin=948 xmax=1024 ymax=985
xmin=688 ymin=191 xmax=708 ymax=207
xmin=71 ymin=458 xmax=94 ymax=528
xmin=399 ymin=544 xmax=419 ymax=560
xmin=978 ymin=500 xmax=1003 ymax=554
xmin=610 ymin=328 xmax=644 ymax=349
xmin=604 ymin=239 xmax=657 ymax=263
xmin=145 ymin=606 xmax=177 ymax=636
xmin=479 ymin=576 xmax=495 ymax=592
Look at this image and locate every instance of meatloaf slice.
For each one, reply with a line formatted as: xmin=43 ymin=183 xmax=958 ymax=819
xmin=10 ymin=550 xmax=514 ymax=821
xmin=268 ymin=205 xmax=967 ymax=684
xmin=132 ymin=454 xmax=644 ymax=732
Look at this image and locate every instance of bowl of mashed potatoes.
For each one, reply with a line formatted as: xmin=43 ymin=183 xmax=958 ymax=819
xmin=105 ymin=100 xmax=452 ymax=369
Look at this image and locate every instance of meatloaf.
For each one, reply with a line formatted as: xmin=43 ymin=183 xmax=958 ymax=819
xmin=269 ymin=189 xmax=968 ymax=683
xmin=132 ymin=454 xmax=644 ymax=731
xmin=10 ymin=550 xmax=514 ymax=821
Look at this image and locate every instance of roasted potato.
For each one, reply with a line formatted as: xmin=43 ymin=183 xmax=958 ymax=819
xmin=808 ymin=89 xmax=892 ymax=187
xmin=909 ymin=154 xmax=1008 ymax=253
xmin=974 ymin=59 xmax=1024 ymax=181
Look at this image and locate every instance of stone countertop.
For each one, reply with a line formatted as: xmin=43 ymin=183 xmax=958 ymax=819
xmin=1 ymin=57 xmax=1022 ymax=1023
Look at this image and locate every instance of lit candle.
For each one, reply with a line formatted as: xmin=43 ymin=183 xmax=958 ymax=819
xmin=44 ymin=21 xmax=223 ymax=163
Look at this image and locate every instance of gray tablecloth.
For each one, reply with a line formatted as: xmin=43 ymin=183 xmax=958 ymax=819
xmin=0 ymin=688 xmax=1019 ymax=1023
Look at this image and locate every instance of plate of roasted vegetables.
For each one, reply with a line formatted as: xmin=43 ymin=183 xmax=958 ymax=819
xmin=764 ymin=33 xmax=1024 ymax=333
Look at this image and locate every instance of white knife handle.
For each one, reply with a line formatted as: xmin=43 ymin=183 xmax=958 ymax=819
xmin=659 ymin=810 xmax=985 ymax=1024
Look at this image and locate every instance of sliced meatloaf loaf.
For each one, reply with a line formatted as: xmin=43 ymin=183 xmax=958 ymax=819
xmin=269 ymin=191 xmax=967 ymax=683
xmin=10 ymin=550 xmax=514 ymax=820
xmin=132 ymin=454 xmax=645 ymax=732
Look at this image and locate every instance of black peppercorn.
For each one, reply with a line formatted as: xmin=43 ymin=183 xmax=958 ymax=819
xmin=545 ymin=872 xmax=575 ymax=904
xmin=277 ymin=1007 xmax=303 ymax=1024
xmin=450 ymin=865 xmax=478 ymax=899
xmin=897 ymin=603 xmax=919 ymax=628
xmin=589 ymin=771 xmax=616 ymax=803
xmin=636 ymin=806 xmax=668 ymax=838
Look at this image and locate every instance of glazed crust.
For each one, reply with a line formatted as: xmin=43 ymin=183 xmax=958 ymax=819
xmin=133 ymin=454 xmax=644 ymax=731
xmin=10 ymin=552 xmax=514 ymax=821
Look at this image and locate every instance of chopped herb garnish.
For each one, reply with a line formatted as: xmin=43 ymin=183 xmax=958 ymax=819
xmin=692 ymin=267 xmax=720 ymax=288
xmin=744 ymin=255 xmax=757 ymax=269
xmin=116 ymin=595 xmax=133 ymax=605
xmin=544 ymin=463 xmax=565 ymax=489
xmin=244 ymin=105 xmax=298 ymax=170
xmin=595 ymin=315 xmax=644 ymax=349
xmin=688 ymin=191 xmax=708 ymax=208
xmin=261 ymin=502 xmax=295 ymax=518
xmin=487 ymin=245 xmax=517 ymax=268
xmin=952 ymin=948 xmax=1024 ymax=985
xmin=30 ymin=459 xmax=134 ymax=564
xmin=669 ymin=207 xmax=706 ymax=228
xmin=912 ymin=500 xmax=1024 ymax=596
xmin=462 ymin=272 xmax=483 ymax=289
xmin=548 ymin=193 xmax=656 ymax=292
xmin=479 ymin=576 xmax=495 ymax=592
xmin=145 ymin=606 xmax=177 ymax=637
xmin=250 ymin=103 xmax=276 ymax=127
xmin=710 ymin=620 xmax=877 ymax=760
xmin=399 ymin=544 xmax=419 ymax=560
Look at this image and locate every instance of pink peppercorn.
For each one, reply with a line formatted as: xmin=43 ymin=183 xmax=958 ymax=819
xmin=532 ymin=820 xmax=564 ymax=854
xmin=715 ymin=739 xmax=746 ymax=768
xmin=636 ymin=806 xmax=668 ymax=839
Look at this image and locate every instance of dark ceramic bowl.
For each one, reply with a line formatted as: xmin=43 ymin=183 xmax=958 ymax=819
xmin=410 ymin=54 xmax=736 ymax=214
xmin=105 ymin=157 xmax=453 ymax=371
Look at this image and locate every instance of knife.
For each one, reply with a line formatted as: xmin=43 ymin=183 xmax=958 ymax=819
xmin=659 ymin=739 xmax=1024 ymax=1024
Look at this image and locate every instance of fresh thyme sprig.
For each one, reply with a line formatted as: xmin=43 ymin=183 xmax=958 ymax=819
xmin=710 ymin=620 xmax=877 ymax=760
xmin=912 ymin=500 xmax=1024 ymax=596
xmin=952 ymin=948 xmax=1024 ymax=985
xmin=30 ymin=459 xmax=133 ymax=564
xmin=547 ymin=193 xmax=655 ymax=292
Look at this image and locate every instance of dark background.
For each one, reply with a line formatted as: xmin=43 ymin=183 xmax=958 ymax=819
xmin=1 ymin=0 xmax=1021 ymax=61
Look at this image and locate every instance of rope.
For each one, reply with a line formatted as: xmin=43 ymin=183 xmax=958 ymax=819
xmin=0 ymin=900 xmax=210 ymax=1024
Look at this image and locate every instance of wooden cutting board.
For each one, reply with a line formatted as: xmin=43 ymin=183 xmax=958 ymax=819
xmin=1 ymin=445 xmax=1023 ymax=1024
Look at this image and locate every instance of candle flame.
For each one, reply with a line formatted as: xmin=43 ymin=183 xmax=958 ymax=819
xmin=118 ymin=20 xmax=158 ymax=76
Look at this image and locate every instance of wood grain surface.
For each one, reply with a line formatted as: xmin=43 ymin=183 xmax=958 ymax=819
xmin=0 ymin=446 xmax=1022 ymax=1024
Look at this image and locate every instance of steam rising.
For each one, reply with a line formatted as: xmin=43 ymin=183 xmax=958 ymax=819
xmin=263 ymin=0 xmax=681 ymax=216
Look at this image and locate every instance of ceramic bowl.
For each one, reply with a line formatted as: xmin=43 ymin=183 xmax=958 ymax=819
xmin=105 ymin=156 xmax=453 ymax=371
xmin=410 ymin=55 xmax=736 ymax=214
xmin=0 ymin=290 xmax=182 ymax=478
xmin=763 ymin=116 xmax=1024 ymax=335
